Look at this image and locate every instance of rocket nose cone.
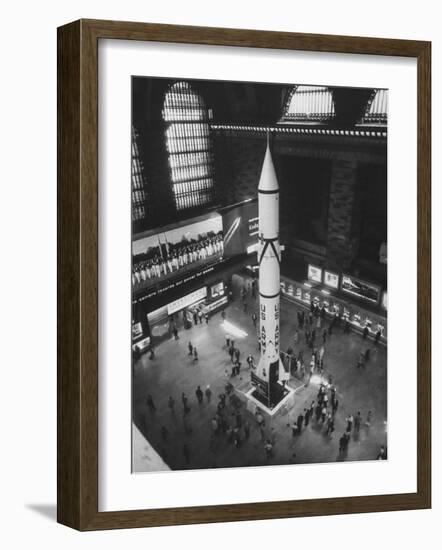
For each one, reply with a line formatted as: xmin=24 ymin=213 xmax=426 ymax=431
xmin=258 ymin=143 xmax=279 ymax=192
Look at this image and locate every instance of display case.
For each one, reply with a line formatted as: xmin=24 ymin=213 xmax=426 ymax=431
xmin=341 ymin=274 xmax=381 ymax=304
xmin=280 ymin=274 xmax=387 ymax=342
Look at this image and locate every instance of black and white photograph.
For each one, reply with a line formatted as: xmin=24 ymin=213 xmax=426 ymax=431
xmin=131 ymin=76 xmax=388 ymax=472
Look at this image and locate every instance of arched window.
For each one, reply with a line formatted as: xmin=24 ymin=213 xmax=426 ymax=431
xmin=361 ymin=89 xmax=388 ymax=125
xmin=132 ymin=125 xmax=146 ymax=221
xmin=163 ymin=82 xmax=215 ymax=211
xmin=282 ymin=85 xmax=335 ymax=123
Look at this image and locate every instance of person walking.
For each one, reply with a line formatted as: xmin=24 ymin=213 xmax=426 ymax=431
xmin=244 ymin=421 xmax=251 ymax=439
xmin=351 ymin=411 xmax=360 ymax=433
xmin=195 ymin=385 xmax=203 ymax=404
xmin=161 ymin=426 xmax=168 ymax=442
xmin=326 ymin=415 xmax=335 ymax=436
xmin=374 ymin=329 xmax=381 ymax=345
xmin=146 ymin=394 xmax=156 ymax=413
xmin=204 ymin=313 xmax=209 ymax=324
xmin=167 ymin=395 xmax=175 ymax=414
xmin=252 ymin=312 xmax=257 ymax=327
xmin=172 ymin=326 xmax=179 ymax=340
xmin=346 ymin=414 xmax=354 ymax=433
xmin=205 ymin=385 xmax=212 ymax=402
xmin=193 ymin=347 xmax=198 ymax=362
xmin=228 ymin=346 xmax=235 ymax=363
xmin=332 ymin=398 xmax=339 ymax=416
xmin=188 ymin=341 xmax=193 ymax=356
xmin=221 ymin=309 xmax=226 ymax=321
xmin=363 ymin=326 xmax=369 ymax=339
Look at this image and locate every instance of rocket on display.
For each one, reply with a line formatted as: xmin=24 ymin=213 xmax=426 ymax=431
xmin=253 ymin=138 xmax=289 ymax=407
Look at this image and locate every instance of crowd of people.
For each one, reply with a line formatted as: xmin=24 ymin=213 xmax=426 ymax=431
xmin=137 ymin=276 xmax=386 ymax=469
xmin=132 ymin=233 xmax=223 ymax=286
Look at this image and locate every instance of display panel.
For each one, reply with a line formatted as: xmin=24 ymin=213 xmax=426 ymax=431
xmin=341 ymin=274 xmax=381 ymax=303
xmin=307 ymin=264 xmax=323 ymax=283
xmin=166 ymin=286 xmax=207 ymax=315
xmin=132 ymin=213 xmax=223 ymax=290
xmin=221 ymin=200 xmax=258 ymax=258
xmin=324 ymin=270 xmax=339 ymax=289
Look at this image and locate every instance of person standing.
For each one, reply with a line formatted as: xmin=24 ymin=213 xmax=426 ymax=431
xmin=332 ymin=398 xmax=339 ymax=416
xmin=195 ymin=385 xmax=203 ymax=404
xmin=346 ymin=414 xmax=354 ymax=433
xmin=167 ymin=395 xmax=175 ymax=414
xmin=193 ymin=348 xmax=198 ymax=362
xmin=225 ymin=333 xmax=231 ymax=348
xmin=188 ymin=341 xmax=193 ymax=356
xmin=354 ymin=411 xmax=362 ymax=432
xmin=183 ymin=444 xmax=190 ymax=465
xmin=221 ymin=309 xmax=226 ymax=321
xmin=365 ymin=410 xmax=372 ymax=427
xmin=264 ymin=440 xmax=273 ymax=459
xmin=304 ymin=408 xmax=311 ymax=427
xmin=363 ymin=326 xmax=369 ymax=339
xmin=297 ymin=413 xmax=304 ymax=433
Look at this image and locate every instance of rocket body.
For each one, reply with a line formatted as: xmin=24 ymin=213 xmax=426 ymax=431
xmin=254 ymin=142 xmax=288 ymax=396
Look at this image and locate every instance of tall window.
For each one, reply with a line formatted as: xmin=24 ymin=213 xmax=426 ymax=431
xmin=132 ymin=126 xmax=146 ymax=221
xmin=282 ymin=85 xmax=335 ymax=123
xmin=361 ymin=89 xmax=388 ymax=125
xmin=163 ymin=82 xmax=214 ymax=211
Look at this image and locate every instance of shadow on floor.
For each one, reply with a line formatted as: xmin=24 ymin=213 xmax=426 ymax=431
xmin=26 ymin=504 xmax=57 ymax=522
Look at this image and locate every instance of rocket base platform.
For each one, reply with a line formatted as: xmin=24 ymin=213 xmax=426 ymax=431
xmin=245 ymin=383 xmax=296 ymax=417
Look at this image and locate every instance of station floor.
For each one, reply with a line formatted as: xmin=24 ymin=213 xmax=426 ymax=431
xmin=133 ymin=275 xmax=387 ymax=472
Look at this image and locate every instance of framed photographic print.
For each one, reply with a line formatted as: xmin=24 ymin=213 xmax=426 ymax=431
xmin=57 ymin=19 xmax=431 ymax=530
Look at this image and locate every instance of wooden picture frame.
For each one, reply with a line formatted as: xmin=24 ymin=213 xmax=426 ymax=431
xmin=57 ymin=18 xmax=431 ymax=530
